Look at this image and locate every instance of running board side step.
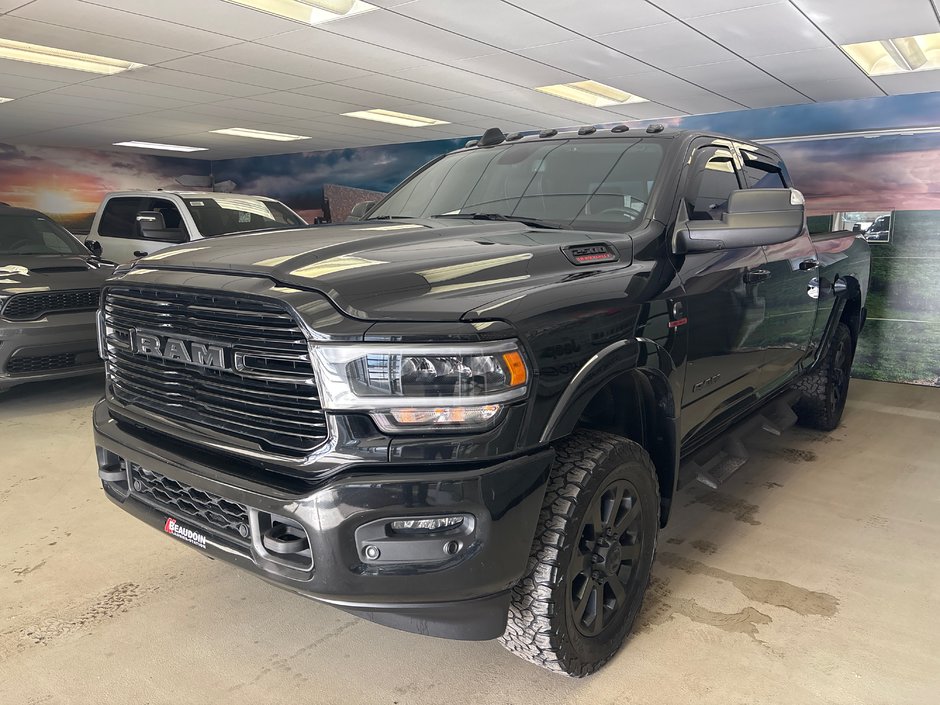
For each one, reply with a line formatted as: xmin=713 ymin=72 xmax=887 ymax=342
xmin=679 ymin=394 xmax=800 ymax=489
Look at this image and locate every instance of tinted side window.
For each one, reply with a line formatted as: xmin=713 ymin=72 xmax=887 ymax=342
xmin=686 ymin=148 xmax=741 ymax=221
xmin=98 ymin=197 xmax=147 ymax=238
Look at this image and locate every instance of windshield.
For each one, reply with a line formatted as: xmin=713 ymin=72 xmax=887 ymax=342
xmin=0 ymin=214 xmax=88 ymax=256
xmin=367 ymin=138 xmax=664 ymax=233
xmin=183 ymin=196 xmax=305 ymax=237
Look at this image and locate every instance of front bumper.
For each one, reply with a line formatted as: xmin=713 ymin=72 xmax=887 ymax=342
xmin=93 ymin=399 xmax=553 ymax=640
xmin=0 ymin=310 xmax=101 ymax=389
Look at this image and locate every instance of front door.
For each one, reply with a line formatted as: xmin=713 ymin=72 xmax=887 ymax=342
xmin=738 ymin=149 xmax=817 ymax=389
xmin=674 ymin=143 xmax=772 ymax=441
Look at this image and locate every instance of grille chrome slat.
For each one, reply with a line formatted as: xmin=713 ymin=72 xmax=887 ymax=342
xmin=105 ymin=286 xmax=327 ymax=458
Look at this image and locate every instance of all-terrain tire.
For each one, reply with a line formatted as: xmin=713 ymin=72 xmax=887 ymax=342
xmin=499 ymin=430 xmax=659 ymax=677
xmin=794 ymin=321 xmax=854 ymax=431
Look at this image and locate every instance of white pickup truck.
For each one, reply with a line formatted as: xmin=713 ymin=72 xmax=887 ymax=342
xmin=84 ymin=190 xmax=305 ymax=263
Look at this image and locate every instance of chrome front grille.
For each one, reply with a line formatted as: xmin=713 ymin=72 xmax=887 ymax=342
xmin=103 ymin=285 xmax=327 ymax=459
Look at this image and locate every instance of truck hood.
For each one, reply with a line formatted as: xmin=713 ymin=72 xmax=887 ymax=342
xmin=138 ymin=219 xmax=633 ymax=321
xmin=0 ymin=254 xmax=114 ymax=297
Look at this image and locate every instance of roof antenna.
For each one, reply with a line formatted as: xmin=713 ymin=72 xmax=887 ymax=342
xmin=478 ymin=127 xmax=506 ymax=146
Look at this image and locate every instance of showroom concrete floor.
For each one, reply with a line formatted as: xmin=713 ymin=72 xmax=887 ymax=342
xmin=1 ymin=376 xmax=938 ymax=704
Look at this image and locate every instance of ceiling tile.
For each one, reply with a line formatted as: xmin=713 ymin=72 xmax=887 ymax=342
xmin=518 ymin=38 xmax=650 ymax=79
xmin=257 ymin=27 xmax=428 ymax=72
xmin=791 ymin=0 xmax=940 ymax=44
xmin=118 ymin=66 xmax=271 ymax=98
xmin=789 ymin=75 xmax=884 ymax=102
xmin=673 ymin=60 xmax=783 ymax=93
xmin=719 ymin=84 xmax=812 ymax=108
xmin=875 ymin=71 xmax=940 ymax=95
xmin=54 ymin=83 xmax=197 ymax=109
xmin=750 ymin=46 xmax=866 ymax=84
xmin=482 ymin=84 xmax=624 ymax=122
xmin=292 ymin=82 xmax=416 ymax=109
xmin=206 ymin=43 xmax=370 ymax=83
xmin=82 ymin=75 xmax=231 ymax=104
xmin=323 ymin=10 xmax=493 ymax=62
xmin=245 ymin=90 xmax=368 ymax=115
xmin=393 ymin=0 xmax=576 ymax=51
xmin=452 ymin=52 xmax=580 ymax=86
xmin=335 ymin=74 xmax=466 ymax=103
xmin=18 ymin=0 xmax=238 ymax=53
xmin=651 ymin=0 xmax=779 ymax=19
xmin=396 ymin=64 xmax=523 ymax=97
xmin=157 ymin=55 xmax=315 ymax=91
xmin=0 ymin=72 xmax=69 ymax=96
xmin=605 ymin=101 xmax=688 ymax=120
xmin=509 ymin=0 xmax=673 ymax=36
xmin=598 ymin=21 xmax=736 ymax=68
xmin=688 ymin=2 xmax=831 ymax=58
xmin=81 ymin=0 xmax=303 ymax=40
xmin=657 ymin=89 xmax=745 ymax=114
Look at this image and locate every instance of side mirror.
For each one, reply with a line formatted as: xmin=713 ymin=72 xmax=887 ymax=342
xmin=347 ymin=200 xmax=377 ymax=222
xmin=675 ymin=188 xmax=805 ymax=254
xmin=84 ymin=239 xmax=103 ymax=257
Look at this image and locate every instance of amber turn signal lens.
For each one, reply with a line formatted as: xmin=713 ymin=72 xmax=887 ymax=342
xmin=502 ymin=351 xmax=527 ymax=386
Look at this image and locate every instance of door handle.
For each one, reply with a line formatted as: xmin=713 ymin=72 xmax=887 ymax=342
xmin=744 ymin=269 xmax=771 ymax=284
xmin=799 ymin=259 xmax=819 ymax=271
xmin=133 ymin=250 xmax=149 ymax=257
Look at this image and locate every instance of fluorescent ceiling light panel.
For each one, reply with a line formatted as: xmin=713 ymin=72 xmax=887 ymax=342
xmin=842 ymin=32 xmax=940 ymax=76
xmin=0 ymin=38 xmax=144 ymax=75
xmin=535 ymin=80 xmax=649 ymax=108
xmin=211 ymin=127 xmax=311 ymax=141
xmin=224 ymin=0 xmax=375 ymax=25
xmin=342 ymin=109 xmax=449 ymax=127
xmin=0 ymin=97 xmax=13 ymax=103
xmin=113 ymin=141 xmax=208 ymax=152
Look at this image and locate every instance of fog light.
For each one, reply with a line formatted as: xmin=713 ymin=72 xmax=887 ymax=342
xmin=389 ymin=516 xmax=464 ymax=533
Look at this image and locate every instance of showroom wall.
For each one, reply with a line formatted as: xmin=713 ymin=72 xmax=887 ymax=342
xmin=0 ymin=142 xmax=210 ymax=233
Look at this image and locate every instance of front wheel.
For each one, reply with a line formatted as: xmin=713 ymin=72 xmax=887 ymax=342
xmin=499 ymin=430 xmax=660 ymax=676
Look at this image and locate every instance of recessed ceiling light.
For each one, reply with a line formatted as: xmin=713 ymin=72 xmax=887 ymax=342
xmin=113 ymin=141 xmax=208 ymax=153
xmin=211 ymin=127 xmax=311 ymax=141
xmin=842 ymin=32 xmax=940 ymax=76
xmin=224 ymin=0 xmax=375 ymax=25
xmin=535 ymin=80 xmax=649 ymax=108
xmin=342 ymin=109 xmax=449 ymax=127
xmin=0 ymin=38 xmax=144 ymax=75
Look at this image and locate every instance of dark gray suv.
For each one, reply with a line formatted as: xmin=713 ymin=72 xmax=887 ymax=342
xmin=0 ymin=206 xmax=114 ymax=391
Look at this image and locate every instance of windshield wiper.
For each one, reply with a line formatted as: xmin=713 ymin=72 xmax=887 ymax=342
xmin=430 ymin=213 xmax=563 ymax=229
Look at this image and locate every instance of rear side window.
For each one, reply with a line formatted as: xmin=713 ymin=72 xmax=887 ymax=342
xmin=98 ymin=197 xmax=147 ymax=238
xmin=98 ymin=197 xmax=187 ymax=241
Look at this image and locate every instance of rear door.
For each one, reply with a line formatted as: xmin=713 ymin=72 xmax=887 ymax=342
xmin=674 ymin=141 xmax=772 ymax=439
xmin=738 ymin=148 xmax=818 ymax=388
xmin=94 ymin=196 xmax=190 ymax=263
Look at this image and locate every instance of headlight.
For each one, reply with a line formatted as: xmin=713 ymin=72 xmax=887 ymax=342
xmin=310 ymin=340 xmax=529 ymax=432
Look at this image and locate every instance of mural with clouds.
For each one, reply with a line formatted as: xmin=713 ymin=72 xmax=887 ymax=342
xmin=0 ymin=142 xmax=209 ymax=234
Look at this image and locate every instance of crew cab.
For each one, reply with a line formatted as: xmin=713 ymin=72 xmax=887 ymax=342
xmin=93 ymin=126 xmax=870 ymax=676
xmin=84 ymin=190 xmax=305 ymax=263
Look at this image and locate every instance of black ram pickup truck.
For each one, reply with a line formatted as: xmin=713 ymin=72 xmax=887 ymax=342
xmin=93 ymin=126 xmax=870 ymax=676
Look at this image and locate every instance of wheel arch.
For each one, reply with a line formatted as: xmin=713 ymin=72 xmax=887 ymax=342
xmin=540 ymin=339 xmax=680 ymax=526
